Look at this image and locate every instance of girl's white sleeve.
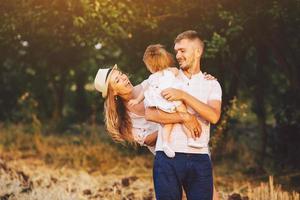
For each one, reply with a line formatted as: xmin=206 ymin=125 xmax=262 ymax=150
xmin=141 ymin=78 xmax=149 ymax=90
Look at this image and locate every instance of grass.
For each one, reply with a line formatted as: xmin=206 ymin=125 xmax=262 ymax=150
xmin=0 ymin=123 xmax=299 ymax=200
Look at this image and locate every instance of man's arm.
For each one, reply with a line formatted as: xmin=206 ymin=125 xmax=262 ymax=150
xmin=161 ymin=89 xmax=221 ymax=124
xmin=145 ymin=107 xmax=184 ymax=124
xmin=145 ymin=107 xmax=202 ymax=139
xmin=183 ymin=94 xmax=221 ymax=124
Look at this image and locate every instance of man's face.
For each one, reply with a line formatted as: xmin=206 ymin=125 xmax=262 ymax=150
xmin=174 ymin=39 xmax=197 ymax=70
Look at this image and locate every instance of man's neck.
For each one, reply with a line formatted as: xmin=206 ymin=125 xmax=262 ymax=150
xmin=183 ymin=64 xmax=201 ymax=78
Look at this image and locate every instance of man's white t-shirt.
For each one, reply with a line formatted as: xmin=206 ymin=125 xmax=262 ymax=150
xmin=155 ymin=70 xmax=222 ymax=154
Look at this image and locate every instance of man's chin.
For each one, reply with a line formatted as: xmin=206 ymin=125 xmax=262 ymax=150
xmin=180 ymin=64 xmax=188 ymax=70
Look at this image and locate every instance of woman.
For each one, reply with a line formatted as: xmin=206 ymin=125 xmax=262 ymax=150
xmin=94 ymin=64 xmax=200 ymax=150
xmin=94 ymin=64 xmax=220 ymax=200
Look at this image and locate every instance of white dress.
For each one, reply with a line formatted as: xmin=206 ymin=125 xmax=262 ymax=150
xmin=129 ymin=111 xmax=159 ymax=154
xmin=144 ymin=69 xmax=184 ymax=113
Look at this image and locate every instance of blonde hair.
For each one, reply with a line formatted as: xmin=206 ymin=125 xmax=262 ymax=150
xmin=104 ymin=85 xmax=134 ymax=144
xmin=143 ymin=44 xmax=175 ymax=73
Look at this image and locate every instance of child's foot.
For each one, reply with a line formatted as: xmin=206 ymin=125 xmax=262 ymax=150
xmin=163 ymin=143 xmax=175 ymax=158
xmin=187 ymin=138 xmax=206 ymax=148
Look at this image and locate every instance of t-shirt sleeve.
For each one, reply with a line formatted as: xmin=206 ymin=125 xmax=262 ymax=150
xmin=132 ymin=122 xmax=159 ymax=147
xmin=132 ymin=128 xmax=156 ymax=154
xmin=132 ymin=128 xmax=147 ymax=146
xmin=208 ymin=80 xmax=222 ymax=101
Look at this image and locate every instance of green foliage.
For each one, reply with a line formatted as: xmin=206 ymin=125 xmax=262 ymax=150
xmin=204 ymin=32 xmax=228 ymax=59
xmin=0 ymin=0 xmax=299 ymax=173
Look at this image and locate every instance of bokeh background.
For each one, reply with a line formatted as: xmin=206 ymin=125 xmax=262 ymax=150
xmin=0 ymin=0 xmax=299 ymax=199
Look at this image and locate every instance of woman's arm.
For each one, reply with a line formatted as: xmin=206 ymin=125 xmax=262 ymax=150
xmin=143 ymin=131 xmax=158 ymax=147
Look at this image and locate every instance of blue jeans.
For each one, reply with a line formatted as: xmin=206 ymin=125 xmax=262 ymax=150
xmin=153 ymin=151 xmax=213 ymax=200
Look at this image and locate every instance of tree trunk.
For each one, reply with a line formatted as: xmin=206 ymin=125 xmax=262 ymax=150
xmin=75 ymin=68 xmax=88 ymax=122
xmin=212 ymin=48 xmax=246 ymax=155
xmin=51 ymin=71 xmax=67 ymax=122
xmin=253 ymin=42 xmax=268 ymax=169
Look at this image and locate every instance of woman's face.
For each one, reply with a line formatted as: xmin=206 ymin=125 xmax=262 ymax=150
xmin=108 ymin=69 xmax=133 ymax=97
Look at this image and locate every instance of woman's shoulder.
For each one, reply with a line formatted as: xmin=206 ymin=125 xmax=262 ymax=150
xmin=127 ymin=89 xmax=145 ymax=116
xmin=133 ymin=83 xmax=143 ymax=93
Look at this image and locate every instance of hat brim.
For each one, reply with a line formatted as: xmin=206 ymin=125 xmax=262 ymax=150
xmin=102 ymin=64 xmax=118 ymax=98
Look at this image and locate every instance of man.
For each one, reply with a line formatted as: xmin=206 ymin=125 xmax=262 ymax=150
xmin=145 ymin=30 xmax=222 ymax=200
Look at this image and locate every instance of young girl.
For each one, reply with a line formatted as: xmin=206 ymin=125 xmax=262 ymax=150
xmin=128 ymin=44 xmax=205 ymax=158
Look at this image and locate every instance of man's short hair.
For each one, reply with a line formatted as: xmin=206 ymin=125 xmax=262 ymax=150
xmin=174 ymin=30 xmax=204 ymax=49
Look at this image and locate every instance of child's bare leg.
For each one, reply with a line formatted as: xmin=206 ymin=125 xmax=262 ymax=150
xmin=175 ymin=103 xmax=187 ymax=113
xmin=176 ymin=104 xmax=193 ymax=139
xmin=162 ymin=124 xmax=173 ymax=143
xmin=176 ymin=103 xmax=204 ymax=148
xmin=162 ymin=124 xmax=175 ymax=158
xmin=182 ymin=125 xmax=192 ymax=139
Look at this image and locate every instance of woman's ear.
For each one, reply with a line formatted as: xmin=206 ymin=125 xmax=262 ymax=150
xmin=114 ymin=95 xmax=119 ymax=101
xmin=108 ymin=83 xmax=117 ymax=96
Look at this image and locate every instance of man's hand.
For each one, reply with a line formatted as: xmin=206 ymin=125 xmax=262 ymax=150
xmin=161 ymin=88 xmax=185 ymax=101
xmin=181 ymin=113 xmax=202 ymax=139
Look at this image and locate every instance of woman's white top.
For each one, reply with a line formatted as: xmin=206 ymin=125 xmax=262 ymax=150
xmin=143 ymin=69 xmax=184 ymax=113
xmin=129 ymin=111 xmax=159 ymax=154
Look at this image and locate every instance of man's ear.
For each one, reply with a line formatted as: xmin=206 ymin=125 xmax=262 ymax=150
xmin=195 ymin=48 xmax=202 ymax=58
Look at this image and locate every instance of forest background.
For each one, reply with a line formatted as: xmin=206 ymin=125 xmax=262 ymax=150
xmin=0 ymin=0 xmax=299 ymax=199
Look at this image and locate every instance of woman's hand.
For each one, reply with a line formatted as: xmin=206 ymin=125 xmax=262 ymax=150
xmin=144 ymin=131 xmax=158 ymax=147
xmin=181 ymin=113 xmax=202 ymax=139
xmin=203 ymin=72 xmax=217 ymax=80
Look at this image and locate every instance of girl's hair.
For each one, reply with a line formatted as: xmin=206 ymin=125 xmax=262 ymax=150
xmin=143 ymin=44 xmax=175 ymax=73
xmin=104 ymin=84 xmax=134 ymax=144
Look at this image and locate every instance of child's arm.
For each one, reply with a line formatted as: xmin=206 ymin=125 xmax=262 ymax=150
xmin=128 ymin=83 xmax=149 ymax=106
xmin=167 ymin=67 xmax=179 ymax=76
xmin=128 ymin=91 xmax=145 ymax=106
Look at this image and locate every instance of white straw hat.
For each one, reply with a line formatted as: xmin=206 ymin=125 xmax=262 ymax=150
xmin=94 ymin=64 xmax=117 ymax=98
